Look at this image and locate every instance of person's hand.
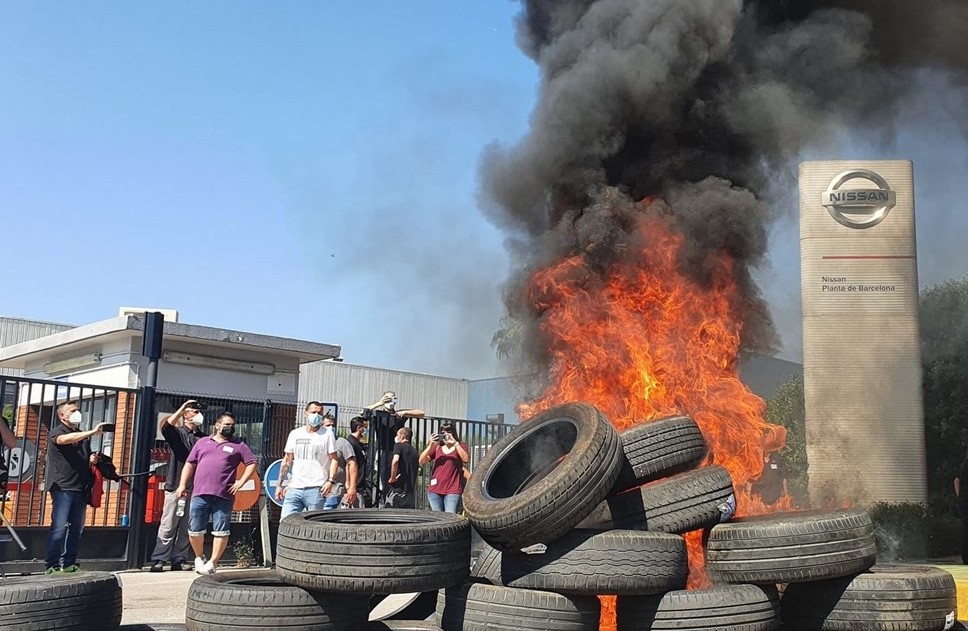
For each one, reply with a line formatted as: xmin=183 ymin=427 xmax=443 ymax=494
xmin=93 ymin=423 xmax=107 ymax=435
xmin=228 ymin=480 xmax=243 ymax=495
xmin=89 ymin=452 xmax=99 ymax=465
xmin=344 ymin=488 xmax=357 ymax=506
xmin=275 ymin=485 xmax=286 ymax=500
xmin=442 ymin=432 xmax=456 ymax=447
xmin=175 ymin=485 xmax=187 ymax=498
xmin=319 ymin=481 xmax=334 ymax=497
xmin=429 ymin=433 xmax=440 ymax=446
xmin=388 ymin=474 xmax=399 ymax=484
xmin=380 ymin=393 xmax=393 ymax=405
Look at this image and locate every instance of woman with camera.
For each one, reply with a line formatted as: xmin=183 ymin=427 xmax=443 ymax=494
xmin=419 ymin=421 xmax=469 ymax=513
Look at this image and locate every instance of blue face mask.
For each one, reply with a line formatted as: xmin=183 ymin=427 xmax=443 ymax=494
xmin=307 ymin=413 xmax=322 ymax=428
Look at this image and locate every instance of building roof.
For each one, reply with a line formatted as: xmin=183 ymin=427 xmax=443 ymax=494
xmin=0 ymin=314 xmax=340 ymax=369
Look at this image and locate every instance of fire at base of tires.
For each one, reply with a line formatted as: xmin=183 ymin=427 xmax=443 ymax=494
xmin=181 ymin=402 xmax=958 ymax=631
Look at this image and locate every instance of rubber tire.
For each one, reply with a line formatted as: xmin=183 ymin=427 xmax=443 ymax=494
xmin=276 ymin=509 xmax=470 ymax=594
xmin=706 ymin=509 xmax=877 ymax=584
xmin=185 ymin=570 xmax=369 ymax=631
xmin=436 ymin=582 xmax=600 ymax=631
xmin=616 ymin=584 xmax=780 ymax=631
xmin=581 ymin=465 xmax=735 ymax=534
xmin=611 ymin=416 xmax=708 ymax=494
xmin=470 ymin=529 xmax=687 ymax=595
xmin=781 ymin=564 xmax=958 ymax=631
xmin=0 ymin=571 xmax=122 ymax=631
xmin=462 ymin=402 xmax=623 ymax=550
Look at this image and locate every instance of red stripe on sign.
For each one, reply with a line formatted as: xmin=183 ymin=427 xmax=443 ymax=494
xmin=821 ymin=255 xmax=916 ymax=260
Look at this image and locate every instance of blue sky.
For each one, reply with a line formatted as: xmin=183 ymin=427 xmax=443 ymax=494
xmin=0 ymin=2 xmax=535 ymax=378
xmin=2 ymin=3 xmax=967 ymax=379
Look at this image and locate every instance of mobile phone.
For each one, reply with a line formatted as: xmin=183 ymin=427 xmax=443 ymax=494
xmin=99 ymin=423 xmax=116 ymax=433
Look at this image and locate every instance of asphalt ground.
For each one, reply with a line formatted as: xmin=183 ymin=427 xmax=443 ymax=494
xmin=117 ymin=564 xmax=202 ymax=630
xmin=48 ymin=561 xmax=968 ymax=629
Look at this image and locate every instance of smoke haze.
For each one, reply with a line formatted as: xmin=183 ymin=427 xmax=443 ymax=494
xmin=482 ymin=0 xmax=968 ymax=374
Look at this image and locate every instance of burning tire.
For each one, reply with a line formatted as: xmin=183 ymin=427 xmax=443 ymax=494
xmin=436 ymin=582 xmax=600 ymax=631
xmin=611 ymin=416 xmax=708 ymax=495
xmin=616 ymin=584 xmax=780 ymax=631
xmin=275 ymin=509 xmax=470 ymax=594
xmin=186 ymin=570 xmax=368 ymax=630
xmin=780 ymin=564 xmax=957 ymax=631
xmin=0 ymin=571 xmax=122 ymax=630
xmin=462 ymin=402 xmax=623 ymax=550
xmin=706 ymin=509 xmax=877 ymax=584
xmin=470 ymin=529 xmax=687 ymax=595
xmin=580 ymin=465 xmax=735 ymax=534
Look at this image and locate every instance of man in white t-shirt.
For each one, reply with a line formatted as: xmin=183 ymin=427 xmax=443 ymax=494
xmin=276 ymin=401 xmax=339 ymax=520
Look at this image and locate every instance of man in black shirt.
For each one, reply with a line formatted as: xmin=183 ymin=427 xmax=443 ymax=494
xmin=149 ymin=399 xmax=206 ymax=572
xmin=45 ymin=401 xmax=108 ymax=573
xmin=386 ymin=426 xmax=419 ymax=509
xmin=344 ymin=416 xmax=370 ymax=505
xmin=361 ymin=391 xmax=424 ymax=507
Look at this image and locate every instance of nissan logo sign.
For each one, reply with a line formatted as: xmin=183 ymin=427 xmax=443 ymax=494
xmin=821 ymin=169 xmax=897 ymax=229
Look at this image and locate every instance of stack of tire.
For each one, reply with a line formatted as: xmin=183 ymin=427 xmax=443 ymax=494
xmin=184 ymin=400 xmax=960 ymax=631
xmin=185 ymin=509 xmax=472 ymax=631
xmin=449 ymin=401 xmax=742 ymax=630
xmin=0 ymin=572 xmax=122 ymax=630
xmin=448 ymin=402 xmax=958 ymax=631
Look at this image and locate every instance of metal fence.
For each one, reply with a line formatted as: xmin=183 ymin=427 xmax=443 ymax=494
xmin=357 ymin=410 xmax=513 ymax=510
xmin=1 ymin=375 xmax=140 ymax=531
xmin=2 ymin=377 xmax=514 ymax=570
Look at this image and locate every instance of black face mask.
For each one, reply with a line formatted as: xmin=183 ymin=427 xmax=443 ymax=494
xmin=219 ymin=425 xmax=235 ymax=438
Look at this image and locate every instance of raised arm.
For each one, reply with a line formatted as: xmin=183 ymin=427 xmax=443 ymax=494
xmin=160 ymin=399 xmax=196 ymax=431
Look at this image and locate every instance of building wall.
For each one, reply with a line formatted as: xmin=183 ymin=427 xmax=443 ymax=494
xmin=0 ymin=317 xmax=75 ymax=376
xmin=299 ymin=361 xmax=468 ymax=421
xmin=800 ymin=160 xmax=925 ymax=505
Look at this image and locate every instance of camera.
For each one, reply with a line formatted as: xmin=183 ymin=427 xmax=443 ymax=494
xmin=188 ymin=401 xmax=208 ymax=411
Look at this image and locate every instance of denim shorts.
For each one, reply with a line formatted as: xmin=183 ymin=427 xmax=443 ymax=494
xmin=188 ymin=494 xmax=233 ymax=537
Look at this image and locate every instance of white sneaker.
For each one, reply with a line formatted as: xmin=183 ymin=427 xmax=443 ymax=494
xmin=194 ymin=557 xmax=207 ymax=574
xmin=201 ymin=560 xmax=216 ymax=574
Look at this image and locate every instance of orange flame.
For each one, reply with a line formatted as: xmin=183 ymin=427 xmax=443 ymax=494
xmin=518 ymin=212 xmax=790 ymax=630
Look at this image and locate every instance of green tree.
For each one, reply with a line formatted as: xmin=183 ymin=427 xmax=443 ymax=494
xmin=764 ymin=376 xmax=808 ymax=502
xmin=920 ymin=276 xmax=968 ymax=516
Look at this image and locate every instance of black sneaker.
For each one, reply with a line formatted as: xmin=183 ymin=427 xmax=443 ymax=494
xmin=149 ymin=561 xmax=164 ymax=573
xmin=170 ymin=561 xmax=186 ymax=571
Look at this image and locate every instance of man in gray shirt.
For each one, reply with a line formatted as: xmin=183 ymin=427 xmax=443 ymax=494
xmin=322 ymin=415 xmax=360 ymax=509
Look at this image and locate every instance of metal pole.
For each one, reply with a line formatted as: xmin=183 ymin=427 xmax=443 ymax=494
xmin=124 ymin=312 xmax=164 ymax=570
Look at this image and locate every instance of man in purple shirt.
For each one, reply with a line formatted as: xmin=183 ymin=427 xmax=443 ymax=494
xmin=176 ymin=412 xmax=256 ymax=574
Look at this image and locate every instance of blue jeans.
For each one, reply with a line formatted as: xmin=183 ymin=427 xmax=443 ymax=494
xmin=188 ymin=495 xmax=233 ymax=537
xmin=46 ymin=489 xmax=87 ymax=569
xmin=281 ymin=487 xmax=323 ymax=519
xmin=427 ymin=492 xmax=462 ymax=514
xmin=322 ymin=494 xmax=341 ymax=510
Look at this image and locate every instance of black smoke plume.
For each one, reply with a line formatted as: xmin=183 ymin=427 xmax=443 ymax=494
xmin=482 ymin=0 xmax=968 ymax=375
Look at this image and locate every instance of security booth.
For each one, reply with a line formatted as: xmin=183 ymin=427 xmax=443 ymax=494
xmin=0 ymin=311 xmax=339 ymax=573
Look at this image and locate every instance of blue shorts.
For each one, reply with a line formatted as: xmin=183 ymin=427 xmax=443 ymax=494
xmin=188 ymin=494 xmax=233 ymax=537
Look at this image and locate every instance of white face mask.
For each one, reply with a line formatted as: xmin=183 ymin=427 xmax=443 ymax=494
xmin=186 ymin=412 xmax=204 ymax=429
xmin=68 ymin=410 xmax=83 ymax=426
